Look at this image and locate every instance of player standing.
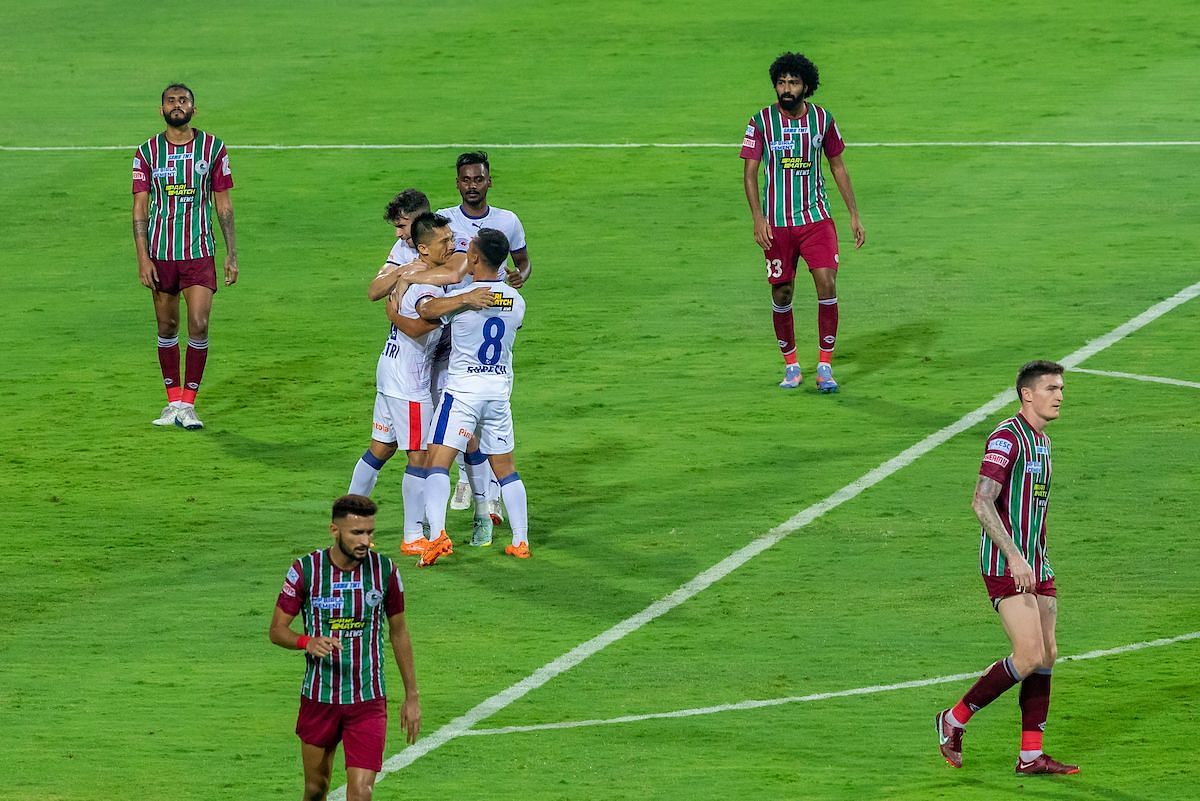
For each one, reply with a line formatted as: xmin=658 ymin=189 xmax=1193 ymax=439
xmin=436 ymin=151 xmax=531 ymax=517
xmin=269 ymin=495 xmax=420 ymax=801
xmin=935 ymin=361 xmax=1079 ymax=776
xmin=741 ymin=53 xmax=864 ymax=393
xmin=420 ymin=229 xmax=531 ymax=559
xmin=133 ymin=83 xmax=237 ymax=430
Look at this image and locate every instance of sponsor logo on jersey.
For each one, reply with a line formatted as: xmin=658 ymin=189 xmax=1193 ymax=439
xmin=133 ymin=170 xmax=146 ymax=181
xmin=983 ymin=453 xmax=1009 ymax=468
xmin=783 ymin=126 xmax=808 ymax=136
xmin=332 ymin=581 xmax=362 ymax=591
xmin=770 ymin=141 xmax=793 ymax=151
xmin=490 ymin=293 xmax=514 ymax=310
xmin=312 ymin=596 xmax=342 ymax=610
xmin=281 ymin=583 xmax=297 ymax=597
xmin=167 ymin=152 xmax=193 ymax=162
xmin=745 ymin=124 xmax=755 ymax=136
xmin=780 ymin=157 xmax=812 ymax=171
xmin=195 ymin=159 xmax=210 ymax=176
xmin=742 ymin=137 xmax=755 ymax=148
xmin=1034 ymin=445 xmax=1049 ymax=455
xmin=164 ymin=183 xmax=196 ymax=199
xmin=988 ymin=437 xmax=1013 ymax=454
xmin=467 ymin=365 xmax=509 ymax=375
xmin=365 ymin=589 xmax=384 ymax=608
xmin=1032 ymin=482 xmax=1048 ymax=499
xmin=1026 ymin=462 xmax=1043 ymax=474
xmin=329 ymin=617 xmax=367 ymax=637
xmin=287 ymin=567 xmax=300 ymax=583
xmin=152 ymin=167 xmax=174 ymax=178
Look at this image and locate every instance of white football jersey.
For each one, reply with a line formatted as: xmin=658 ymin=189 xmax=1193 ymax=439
xmin=442 ymin=279 xmax=525 ymax=401
xmin=435 ymin=204 xmax=527 ymax=291
xmin=385 ymin=237 xmax=419 ymax=267
xmin=375 ymin=283 xmax=444 ymax=400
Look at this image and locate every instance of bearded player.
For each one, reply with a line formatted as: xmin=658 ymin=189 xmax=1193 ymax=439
xmin=741 ymin=53 xmax=864 ymax=393
xmin=935 ymin=361 xmax=1079 ymax=776
xmin=133 ymin=83 xmax=237 ymax=430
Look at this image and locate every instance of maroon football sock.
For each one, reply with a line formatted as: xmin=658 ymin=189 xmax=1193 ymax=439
xmin=954 ymin=655 xmax=1023 ymax=724
xmin=772 ymin=302 xmax=797 ymax=364
xmin=182 ymin=337 xmax=208 ymax=405
xmin=817 ymin=297 xmax=838 ymax=363
xmin=157 ymin=335 xmax=182 ymax=403
xmin=1019 ymin=669 xmax=1052 ymax=747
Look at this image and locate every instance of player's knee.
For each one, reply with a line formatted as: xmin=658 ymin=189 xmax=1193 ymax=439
xmin=370 ymin=441 xmax=398 ymax=460
xmin=156 ymin=319 xmax=179 ymax=337
xmin=771 ymin=285 xmax=793 ymax=306
xmin=1043 ymin=642 xmax=1058 ymax=668
xmin=188 ymin=317 xmax=210 ymax=339
xmin=303 ymin=776 xmax=330 ymax=801
xmin=1013 ymin=641 xmax=1046 ymax=674
xmin=345 ymin=775 xmax=374 ymax=801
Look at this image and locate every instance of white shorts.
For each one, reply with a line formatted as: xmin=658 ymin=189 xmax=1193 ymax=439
xmin=428 ymin=392 xmax=515 ymax=454
xmin=372 ymin=393 xmax=433 ymax=451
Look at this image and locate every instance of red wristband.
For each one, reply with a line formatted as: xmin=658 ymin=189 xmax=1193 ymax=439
xmin=296 ymin=635 xmax=312 ymax=651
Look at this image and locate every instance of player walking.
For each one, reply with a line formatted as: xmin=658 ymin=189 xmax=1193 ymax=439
xmin=741 ymin=53 xmax=863 ymax=393
xmin=269 ymin=495 xmax=420 ymax=801
xmin=133 ymin=83 xmax=237 ymax=430
xmin=436 ymin=151 xmax=531 ymax=517
xmin=420 ymin=229 xmax=531 ymax=559
xmin=935 ymin=360 xmax=1079 ymax=776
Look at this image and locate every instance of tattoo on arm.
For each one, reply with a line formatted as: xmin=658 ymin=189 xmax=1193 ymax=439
xmin=133 ymin=218 xmax=149 ymax=244
xmin=974 ymin=475 xmax=1022 ymax=561
xmin=218 ymin=208 xmax=236 ymax=254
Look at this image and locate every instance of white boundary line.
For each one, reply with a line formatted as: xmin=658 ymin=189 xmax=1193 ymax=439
xmin=330 ymin=279 xmax=1200 ymax=799
xmin=3 ymin=140 xmax=1200 ymax=153
xmin=464 ymin=631 xmax=1200 ymax=737
xmin=1071 ymin=367 xmax=1200 ymax=390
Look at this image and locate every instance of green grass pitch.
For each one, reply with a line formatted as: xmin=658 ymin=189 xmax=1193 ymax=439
xmin=1 ymin=1 xmax=1198 ymax=799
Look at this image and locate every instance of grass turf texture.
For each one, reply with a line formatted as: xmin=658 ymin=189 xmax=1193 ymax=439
xmin=2 ymin=1 xmax=1199 ymax=799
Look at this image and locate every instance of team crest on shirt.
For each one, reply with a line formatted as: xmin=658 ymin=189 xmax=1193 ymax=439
xmin=813 ymin=135 xmax=823 ymax=148
xmin=365 ymin=589 xmax=384 ymax=608
xmin=195 ymin=159 xmax=210 ymax=176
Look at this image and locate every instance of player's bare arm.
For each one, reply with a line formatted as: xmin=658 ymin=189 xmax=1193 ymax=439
xmin=827 ymin=153 xmax=865 ymax=248
xmin=400 ymin=252 xmax=469 ymax=286
xmin=388 ymin=611 xmax=421 ymax=744
xmin=973 ymin=475 xmax=1034 ymax=591
xmin=368 ymin=261 xmax=420 ymax=302
xmin=132 ymin=191 xmax=157 ymax=288
xmin=506 ymin=249 xmax=531 ymax=288
xmin=387 ymin=290 xmax=440 ymax=338
xmin=214 ymin=189 xmax=238 ymax=286
xmin=416 ymin=286 xmax=495 ymax=321
xmin=268 ymin=606 xmax=342 ymax=657
xmin=743 ymin=157 xmax=773 ymax=249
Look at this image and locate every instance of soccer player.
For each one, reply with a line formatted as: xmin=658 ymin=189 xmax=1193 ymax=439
xmin=420 ymin=229 xmax=531 ymax=559
xmin=349 ymin=208 xmax=494 ymax=561
xmin=935 ymin=361 xmax=1079 ymax=776
xmin=133 ymin=83 xmax=238 ymax=430
xmin=269 ymin=495 xmax=420 ymax=801
xmin=741 ymin=53 xmax=864 ymax=393
xmin=436 ymin=151 xmax=531 ymax=517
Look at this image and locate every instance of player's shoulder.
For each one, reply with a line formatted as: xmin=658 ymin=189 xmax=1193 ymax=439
xmin=371 ymin=550 xmax=401 ymax=578
xmin=434 ymin=205 xmax=459 ymax=219
xmin=135 ymin=133 xmax=161 ymax=153
xmin=388 ymin=239 xmax=417 ymax=263
xmin=749 ymin=104 xmax=774 ymax=122
xmin=985 ymin=418 xmax=1022 ymax=446
xmin=194 ymin=128 xmax=226 ymax=147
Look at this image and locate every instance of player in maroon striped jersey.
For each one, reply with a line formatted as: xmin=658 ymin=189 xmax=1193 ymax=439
xmin=270 ymin=495 xmax=421 ymax=801
xmin=132 ymin=83 xmax=238 ymax=431
xmin=935 ymin=361 xmax=1078 ymax=776
xmin=741 ymin=53 xmax=864 ymax=393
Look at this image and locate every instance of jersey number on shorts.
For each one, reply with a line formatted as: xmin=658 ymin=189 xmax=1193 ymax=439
xmin=765 ymin=258 xmax=784 ymax=279
xmin=477 ymin=318 xmax=506 ymax=365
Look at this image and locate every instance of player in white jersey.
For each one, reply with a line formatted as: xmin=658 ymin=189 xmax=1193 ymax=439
xmin=435 ymin=151 xmax=533 ymax=519
xmin=347 ymin=196 xmax=492 ymax=562
xmin=420 ymin=228 xmax=532 ymax=559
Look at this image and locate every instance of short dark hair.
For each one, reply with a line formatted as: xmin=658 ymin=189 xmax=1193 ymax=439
xmin=1016 ymin=360 xmax=1065 ymax=396
xmin=456 ymin=151 xmax=490 ymax=174
xmin=332 ymin=494 xmax=376 ymax=521
xmin=384 ymin=188 xmax=430 ymax=223
xmin=410 ymin=212 xmax=451 ymax=247
xmin=161 ymin=82 xmax=194 ymax=104
xmin=474 ymin=228 xmax=510 ymax=270
xmin=769 ymin=53 xmax=819 ymax=97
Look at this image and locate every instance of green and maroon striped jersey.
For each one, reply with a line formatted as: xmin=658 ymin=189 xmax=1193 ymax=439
xmin=132 ymin=130 xmax=233 ymax=260
xmin=276 ymin=549 xmax=405 ymax=704
xmin=740 ymin=102 xmax=846 ymax=227
xmin=977 ymin=413 xmax=1054 ymax=580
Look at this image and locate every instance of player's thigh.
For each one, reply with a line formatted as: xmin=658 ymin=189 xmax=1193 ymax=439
xmin=764 ymin=226 xmax=801 ymax=286
xmin=181 ymin=284 xmax=215 ymax=334
xmin=428 ymin=392 xmax=479 ymax=453
xmin=798 ymin=218 xmax=840 ymax=272
xmin=996 ymin=593 xmax=1046 ymax=662
xmin=477 ymin=400 xmax=515 ymax=457
xmin=151 ymin=288 xmax=181 ymax=333
xmin=371 ymin=394 xmax=399 ymax=445
xmin=1036 ymin=591 xmax=1059 ymax=663
xmin=300 ymin=741 xmax=336 ymax=790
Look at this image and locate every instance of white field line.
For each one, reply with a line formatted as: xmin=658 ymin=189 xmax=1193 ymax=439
xmin=3 ymin=141 xmax=1200 ymax=153
xmin=464 ymin=631 xmax=1200 ymax=737
xmin=328 ymin=279 xmax=1200 ymax=799
xmin=1071 ymin=367 xmax=1200 ymax=390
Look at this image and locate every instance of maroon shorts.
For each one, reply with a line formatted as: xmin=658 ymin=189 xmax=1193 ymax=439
xmin=152 ymin=256 xmax=217 ymax=295
xmin=295 ymin=696 xmax=388 ymax=772
xmin=983 ymin=574 xmax=1057 ymax=611
xmin=763 ymin=218 xmax=839 ymax=285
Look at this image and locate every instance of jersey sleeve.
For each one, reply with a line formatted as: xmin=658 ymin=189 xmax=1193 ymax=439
xmin=276 ymin=559 xmax=306 ymax=616
xmin=385 ymin=239 xmax=412 ymax=267
xmin=401 ymin=283 xmax=441 ymax=319
xmin=507 ymin=214 xmax=527 ymax=253
xmin=384 ymin=564 xmax=405 ymax=616
xmin=739 ymin=117 xmax=764 ymax=161
xmin=979 ymin=430 xmax=1018 ymax=484
xmin=210 ymin=144 xmax=234 ymax=192
xmin=822 ymin=116 xmax=846 ymax=159
xmin=132 ymin=150 xmax=150 ymax=194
